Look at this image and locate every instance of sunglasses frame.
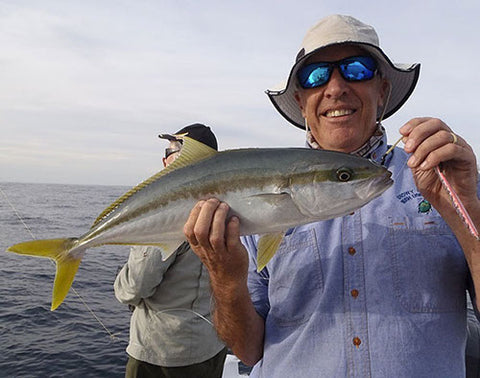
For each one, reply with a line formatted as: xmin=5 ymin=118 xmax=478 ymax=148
xmin=165 ymin=147 xmax=181 ymax=159
xmin=297 ymin=55 xmax=377 ymax=89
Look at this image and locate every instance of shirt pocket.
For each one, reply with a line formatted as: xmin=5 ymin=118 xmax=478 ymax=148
xmin=388 ymin=215 xmax=467 ymax=313
xmin=268 ymin=229 xmax=323 ymax=326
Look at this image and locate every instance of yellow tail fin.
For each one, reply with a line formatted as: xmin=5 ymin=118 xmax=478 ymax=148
xmin=257 ymin=232 xmax=285 ymax=272
xmin=7 ymin=238 xmax=82 ymax=311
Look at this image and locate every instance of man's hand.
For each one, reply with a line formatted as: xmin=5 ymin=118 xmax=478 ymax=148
xmin=400 ymin=117 xmax=478 ymax=212
xmin=184 ymin=198 xmax=249 ymax=288
xmin=183 ymin=198 xmax=265 ymax=365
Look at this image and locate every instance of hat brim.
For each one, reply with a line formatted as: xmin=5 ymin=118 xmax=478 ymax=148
xmin=266 ymin=42 xmax=420 ymax=130
xmin=158 ymin=133 xmax=181 ymax=142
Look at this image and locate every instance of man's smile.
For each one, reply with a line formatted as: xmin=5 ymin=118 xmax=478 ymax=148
xmin=323 ymin=108 xmax=356 ymax=118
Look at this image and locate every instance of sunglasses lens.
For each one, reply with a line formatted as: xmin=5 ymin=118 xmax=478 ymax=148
xmin=297 ymin=63 xmax=331 ymax=88
xmin=340 ymin=56 xmax=376 ymax=81
xmin=297 ymin=56 xmax=377 ymax=89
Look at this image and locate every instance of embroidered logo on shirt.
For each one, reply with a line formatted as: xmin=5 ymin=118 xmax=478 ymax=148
xmin=396 ymin=190 xmax=432 ymax=214
xmin=396 ymin=189 xmax=422 ymax=204
xmin=417 ymin=200 xmax=432 ymax=214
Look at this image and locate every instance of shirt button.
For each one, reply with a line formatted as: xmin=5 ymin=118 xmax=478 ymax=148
xmin=348 ymin=247 xmax=356 ymax=255
xmin=353 ymin=337 xmax=362 ymax=348
xmin=350 ymin=289 xmax=359 ymax=298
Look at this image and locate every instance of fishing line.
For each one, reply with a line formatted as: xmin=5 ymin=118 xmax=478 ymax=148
xmin=0 ymin=185 xmax=120 ymax=341
xmin=155 ymin=308 xmax=214 ymax=326
xmin=0 ymin=186 xmax=36 ymax=240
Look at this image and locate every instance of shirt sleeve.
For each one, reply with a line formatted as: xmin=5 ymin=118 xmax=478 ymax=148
xmin=114 ymin=245 xmax=177 ymax=306
xmin=242 ymin=235 xmax=270 ymax=319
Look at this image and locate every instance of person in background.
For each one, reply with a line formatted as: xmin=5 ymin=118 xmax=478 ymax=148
xmin=183 ymin=15 xmax=480 ymax=377
xmin=114 ymin=123 xmax=227 ymax=378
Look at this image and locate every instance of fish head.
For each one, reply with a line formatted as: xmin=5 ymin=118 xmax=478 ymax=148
xmin=289 ymin=150 xmax=393 ymax=220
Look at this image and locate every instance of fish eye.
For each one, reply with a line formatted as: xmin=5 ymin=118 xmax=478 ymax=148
xmin=336 ymin=167 xmax=353 ymax=182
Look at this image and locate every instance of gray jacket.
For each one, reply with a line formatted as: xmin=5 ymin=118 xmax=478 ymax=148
xmin=114 ymin=243 xmax=225 ymax=366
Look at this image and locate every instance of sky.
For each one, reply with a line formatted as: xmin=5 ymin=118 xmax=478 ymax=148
xmin=1 ymin=0 xmax=479 ymax=186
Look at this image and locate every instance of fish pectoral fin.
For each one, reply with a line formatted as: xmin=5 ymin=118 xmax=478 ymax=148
xmin=7 ymin=238 xmax=83 ymax=311
xmin=149 ymin=241 xmax=184 ymax=261
xmin=257 ymin=232 xmax=285 ymax=272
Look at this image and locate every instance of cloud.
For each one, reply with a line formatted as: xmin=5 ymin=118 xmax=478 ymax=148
xmin=0 ymin=0 xmax=479 ymax=185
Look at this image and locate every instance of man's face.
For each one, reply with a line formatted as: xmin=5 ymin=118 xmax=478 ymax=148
xmin=294 ymin=45 xmax=388 ymax=153
xmin=163 ymin=140 xmax=182 ymax=167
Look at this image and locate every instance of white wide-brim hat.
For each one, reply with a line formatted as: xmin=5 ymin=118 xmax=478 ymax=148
xmin=266 ymin=14 xmax=421 ymax=129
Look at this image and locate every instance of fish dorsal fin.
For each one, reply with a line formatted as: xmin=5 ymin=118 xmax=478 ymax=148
xmin=162 ymin=135 xmax=218 ymax=173
xmin=91 ymin=136 xmax=218 ymax=228
xmin=256 ymin=232 xmax=285 ymax=272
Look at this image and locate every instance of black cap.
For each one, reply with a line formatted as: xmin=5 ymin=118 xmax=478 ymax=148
xmin=158 ymin=123 xmax=218 ymax=151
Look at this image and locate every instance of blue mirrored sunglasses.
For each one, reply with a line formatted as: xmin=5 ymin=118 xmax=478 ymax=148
xmin=297 ymin=56 xmax=377 ymax=89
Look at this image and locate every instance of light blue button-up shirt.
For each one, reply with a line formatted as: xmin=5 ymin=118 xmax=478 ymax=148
xmin=242 ymin=134 xmax=474 ymax=377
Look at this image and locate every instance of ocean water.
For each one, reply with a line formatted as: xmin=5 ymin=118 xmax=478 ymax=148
xmin=0 ymin=182 xmax=133 ymax=377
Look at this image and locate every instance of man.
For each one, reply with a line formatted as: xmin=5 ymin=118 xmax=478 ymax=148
xmin=114 ymin=123 xmax=227 ymax=378
xmin=183 ymin=15 xmax=480 ymax=377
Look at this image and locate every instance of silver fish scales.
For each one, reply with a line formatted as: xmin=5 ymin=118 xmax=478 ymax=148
xmin=7 ymin=136 xmax=392 ymax=310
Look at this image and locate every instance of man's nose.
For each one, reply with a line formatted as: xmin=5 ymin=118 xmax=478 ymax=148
xmin=324 ymin=68 xmax=349 ymax=98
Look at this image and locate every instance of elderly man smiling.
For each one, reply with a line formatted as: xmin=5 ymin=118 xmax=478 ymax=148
xmin=184 ymin=15 xmax=480 ymax=377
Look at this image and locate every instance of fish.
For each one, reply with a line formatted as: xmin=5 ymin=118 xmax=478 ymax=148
xmin=7 ymin=136 xmax=393 ymax=310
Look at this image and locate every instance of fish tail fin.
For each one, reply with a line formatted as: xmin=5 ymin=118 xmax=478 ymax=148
xmin=7 ymin=238 xmax=83 ymax=311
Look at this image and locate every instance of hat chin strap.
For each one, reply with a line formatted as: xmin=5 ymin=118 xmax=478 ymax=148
xmin=305 ymin=118 xmax=310 ymax=138
xmin=305 ymin=119 xmax=322 ymax=149
xmin=376 ymin=82 xmax=392 ymax=126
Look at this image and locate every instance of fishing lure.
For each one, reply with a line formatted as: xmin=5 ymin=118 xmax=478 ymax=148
xmin=381 ymin=136 xmax=479 ymax=240
xmin=435 ymin=164 xmax=479 ymax=240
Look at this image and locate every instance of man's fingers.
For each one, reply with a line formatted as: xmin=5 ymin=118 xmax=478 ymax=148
xmin=402 ymin=119 xmax=449 ymax=153
xmin=209 ymin=202 xmax=230 ymax=251
xmin=192 ymin=198 xmax=220 ymax=247
xmin=411 ymin=143 xmax=457 ymax=170
xmin=398 ymin=117 xmax=472 ymax=170
xmin=399 ymin=117 xmax=432 ymax=136
xmin=226 ymin=216 xmax=241 ymax=250
xmin=407 ymin=130 xmax=458 ymax=168
xmin=184 ymin=200 xmax=205 ymax=247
